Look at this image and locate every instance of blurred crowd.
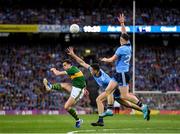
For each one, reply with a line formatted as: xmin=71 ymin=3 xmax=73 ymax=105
xmin=135 ymin=45 xmax=180 ymax=92
xmin=139 ymin=94 xmax=180 ymax=110
xmin=0 ymin=43 xmax=180 ymax=111
xmin=0 ymin=7 xmax=179 ymax=25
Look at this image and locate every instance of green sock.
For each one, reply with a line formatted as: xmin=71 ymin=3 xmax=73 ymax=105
xmin=52 ymin=83 xmax=62 ymax=91
xmin=68 ymin=108 xmax=79 ymax=121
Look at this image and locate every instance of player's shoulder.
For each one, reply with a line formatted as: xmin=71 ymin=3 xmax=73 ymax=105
xmin=100 ymin=69 xmax=110 ymax=77
xmin=70 ymin=66 xmax=77 ymax=69
xmin=116 ymin=45 xmax=126 ymax=52
xmin=100 ymin=69 xmax=107 ymax=74
xmin=121 ymin=43 xmax=131 ymax=51
xmin=68 ymin=66 xmax=79 ymax=71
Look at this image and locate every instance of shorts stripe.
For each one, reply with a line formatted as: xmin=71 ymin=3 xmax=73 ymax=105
xmin=112 ymin=72 xmax=130 ymax=87
xmin=75 ymin=88 xmax=83 ymax=101
xmin=122 ymin=72 xmax=126 ymax=86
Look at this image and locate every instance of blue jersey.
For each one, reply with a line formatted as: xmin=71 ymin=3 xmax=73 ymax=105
xmin=88 ymin=66 xmax=121 ymax=99
xmin=115 ymin=43 xmax=132 ymax=73
xmin=88 ymin=67 xmax=111 ymax=89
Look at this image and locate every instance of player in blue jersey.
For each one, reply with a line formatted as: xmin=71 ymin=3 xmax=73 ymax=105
xmin=66 ymin=47 xmax=145 ymax=126
xmin=98 ymin=13 xmax=150 ymax=124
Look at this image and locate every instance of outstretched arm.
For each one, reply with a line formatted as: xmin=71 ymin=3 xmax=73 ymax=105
xmin=100 ymin=14 xmax=126 ymax=63
xmin=67 ymin=47 xmax=90 ymax=69
xmin=117 ymin=13 xmax=126 ymax=34
xmin=100 ymin=55 xmax=118 ymax=63
xmin=50 ymin=68 xmax=67 ymax=76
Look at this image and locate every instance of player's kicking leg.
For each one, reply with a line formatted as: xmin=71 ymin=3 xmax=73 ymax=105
xmin=43 ymin=78 xmax=84 ymax=128
xmin=43 ymin=78 xmax=72 ymax=93
xmin=43 ymin=78 xmax=52 ymax=91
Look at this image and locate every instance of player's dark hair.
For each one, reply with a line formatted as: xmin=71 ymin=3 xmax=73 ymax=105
xmin=63 ymin=59 xmax=72 ymax=65
xmin=121 ymin=33 xmax=129 ymax=41
xmin=91 ymin=63 xmax=100 ymax=71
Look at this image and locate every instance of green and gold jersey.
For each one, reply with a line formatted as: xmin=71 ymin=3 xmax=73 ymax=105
xmin=66 ymin=66 xmax=86 ymax=89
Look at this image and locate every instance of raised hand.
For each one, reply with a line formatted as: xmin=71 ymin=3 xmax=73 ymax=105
xmin=117 ymin=13 xmax=125 ymax=24
xmin=66 ymin=47 xmax=75 ymax=56
xmin=50 ymin=67 xmax=57 ymax=73
xmin=100 ymin=57 xmax=108 ymax=62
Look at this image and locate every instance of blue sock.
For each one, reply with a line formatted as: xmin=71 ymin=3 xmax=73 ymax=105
xmin=98 ymin=116 xmax=103 ymax=123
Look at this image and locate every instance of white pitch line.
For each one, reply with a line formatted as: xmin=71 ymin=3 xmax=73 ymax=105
xmin=67 ymin=127 xmax=180 ymax=134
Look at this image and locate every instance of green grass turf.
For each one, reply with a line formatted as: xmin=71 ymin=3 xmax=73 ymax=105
xmin=0 ymin=114 xmax=180 ymax=133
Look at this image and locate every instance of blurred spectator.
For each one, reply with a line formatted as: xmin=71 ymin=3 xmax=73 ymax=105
xmin=0 ymin=7 xmax=179 ymax=25
xmin=135 ymin=45 xmax=180 ymax=92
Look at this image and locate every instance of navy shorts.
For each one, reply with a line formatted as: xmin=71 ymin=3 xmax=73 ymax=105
xmin=112 ymin=72 xmax=130 ymax=86
xmin=113 ymin=88 xmax=121 ymax=99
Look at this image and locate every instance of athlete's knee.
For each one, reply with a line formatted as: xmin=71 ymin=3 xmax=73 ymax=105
xmin=105 ymin=90 xmax=112 ymax=96
xmin=96 ymin=97 xmax=100 ymax=103
xmin=96 ymin=92 xmax=107 ymax=103
xmin=96 ymin=95 xmax=103 ymax=104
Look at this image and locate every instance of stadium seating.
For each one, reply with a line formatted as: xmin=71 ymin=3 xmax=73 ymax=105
xmin=0 ymin=7 xmax=179 ymax=25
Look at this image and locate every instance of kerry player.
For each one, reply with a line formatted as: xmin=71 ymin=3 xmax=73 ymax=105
xmin=43 ymin=59 xmax=86 ymax=128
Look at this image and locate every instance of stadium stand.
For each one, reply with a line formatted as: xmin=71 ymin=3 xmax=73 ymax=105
xmin=0 ymin=0 xmax=179 ymax=25
xmin=0 ymin=7 xmax=179 ymax=25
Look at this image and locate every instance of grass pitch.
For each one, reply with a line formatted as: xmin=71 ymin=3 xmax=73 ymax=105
xmin=0 ymin=114 xmax=180 ymax=133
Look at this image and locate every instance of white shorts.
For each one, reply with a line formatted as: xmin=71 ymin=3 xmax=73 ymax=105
xmin=70 ymin=86 xmax=84 ymax=101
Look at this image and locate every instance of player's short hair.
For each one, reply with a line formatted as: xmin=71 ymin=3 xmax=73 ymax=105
xmin=91 ymin=63 xmax=100 ymax=71
xmin=63 ymin=59 xmax=72 ymax=65
xmin=121 ymin=33 xmax=129 ymax=41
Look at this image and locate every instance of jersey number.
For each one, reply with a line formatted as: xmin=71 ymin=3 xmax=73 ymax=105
xmin=124 ymin=55 xmax=131 ymax=64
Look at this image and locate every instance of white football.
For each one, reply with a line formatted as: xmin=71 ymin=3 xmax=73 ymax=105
xmin=69 ymin=24 xmax=80 ymax=33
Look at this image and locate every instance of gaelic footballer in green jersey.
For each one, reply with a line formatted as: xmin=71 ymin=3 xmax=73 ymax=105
xmin=43 ymin=59 xmax=87 ymax=128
